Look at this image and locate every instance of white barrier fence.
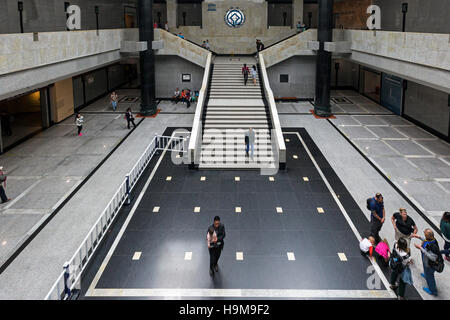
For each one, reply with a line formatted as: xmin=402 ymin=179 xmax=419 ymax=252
xmin=44 ymin=134 xmax=188 ymax=300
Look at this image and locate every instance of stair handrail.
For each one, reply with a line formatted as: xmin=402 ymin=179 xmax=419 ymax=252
xmin=258 ymin=52 xmax=287 ymax=168
xmin=188 ymin=52 xmax=213 ymax=167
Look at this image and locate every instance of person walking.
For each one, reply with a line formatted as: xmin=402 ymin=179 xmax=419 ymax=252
xmin=391 ymin=208 xmax=418 ymax=248
xmin=0 ymin=166 xmax=11 ymax=204
xmin=110 ymin=91 xmax=119 ymax=112
xmin=251 ymin=65 xmax=258 ymax=85
xmin=389 ymin=238 xmax=413 ymax=300
xmin=412 ymin=229 xmax=442 ymax=296
xmin=125 ymin=108 xmax=136 ymax=130
xmin=242 ymin=64 xmax=249 ymax=86
xmin=245 ymin=128 xmax=255 ymax=159
xmin=164 ymin=21 xmax=169 ymax=32
xmin=440 ymin=212 xmax=450 ymax=261
xmin=207 ymin=226 xmax=219 ymax=276
xmin=75 ymin=113 xmax=84 ymax=136
xmin=207 ymin=216 xmax=225 ymax=275
xmin=368 ymin=193 xmax=385 ymax=243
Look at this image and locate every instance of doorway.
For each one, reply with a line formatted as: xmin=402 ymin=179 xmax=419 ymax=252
xmin=359 ymin=68 xmax=381 ymax=103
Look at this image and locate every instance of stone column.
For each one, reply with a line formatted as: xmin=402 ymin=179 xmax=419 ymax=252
xmin=314 ymin=0 xmax=333 ymax=117
xmin=139 ymin=0 xmax=158 ymax=116
xmin=293 ymin=0 xmax=304 ymax=26
xmin=166 ymin=0 xmax=177 ymax=31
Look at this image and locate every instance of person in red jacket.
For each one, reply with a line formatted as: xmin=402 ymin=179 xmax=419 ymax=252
xmin=242 ymin=64 xmax=249 ymax=86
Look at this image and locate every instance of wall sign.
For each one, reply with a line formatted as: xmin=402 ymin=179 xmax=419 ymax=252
xmin=224 ymin=8 xmax=246 ymax=28
xmin=182 ymin=74 xmax=191 ymax=82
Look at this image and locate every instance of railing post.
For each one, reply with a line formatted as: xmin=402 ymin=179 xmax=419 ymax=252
xmin=125 ymin=175 xmax=131 ymax=206
xmin=63 ymin=262 xmax=71 ymax=299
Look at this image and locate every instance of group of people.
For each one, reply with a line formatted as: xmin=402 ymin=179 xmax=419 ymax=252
xmin=241 ymin=64 xmax=258 ymax=86
xmin=360 ymin=193 xmax=449 ymax=299
xmin=173 ymin=88 xmax=198 ymax=108
xmin=74 ymin=92 xmax=137 ymax=137
xmin=153 ymin=21 xmax=169 ymax=31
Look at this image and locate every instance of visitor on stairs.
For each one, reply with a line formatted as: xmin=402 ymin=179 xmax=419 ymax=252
xmin=440 ymin=212 xmax=450 ymax=261
xmin=245 ymin=128 xmax=255 ymax=159
xmin=251 ymin=65 xmax=258 ymax=85
xmin=242 ymin=64 xmax=249 ymax=86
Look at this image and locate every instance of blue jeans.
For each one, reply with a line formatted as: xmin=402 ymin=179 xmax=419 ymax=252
xmin=246 ymin=143 xmax=254 ymax=157
xmin=422 ymin=253 xmax=438 ymax=295
xmin=112 ymin=101 xmax=117 ymax=111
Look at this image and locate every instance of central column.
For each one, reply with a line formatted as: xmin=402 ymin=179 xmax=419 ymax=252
xmin=314 ymin=0 xmax=333 ymax=117
xmin=139 ymin=0 xmax=158 ymax=116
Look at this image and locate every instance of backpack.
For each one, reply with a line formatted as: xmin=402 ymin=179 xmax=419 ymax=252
xmin=243 ymin=67 xmax=249 ymax=75
xmin=366 ymin=198 xmax=373 ymax=211
xmin=389 ymin=248 xmax=408 ymax=274
xmin=426 ymin=241 xmax=445 ymax=273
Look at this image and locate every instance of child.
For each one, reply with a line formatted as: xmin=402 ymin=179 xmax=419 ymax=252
xmin=75 ymin=113 xmax=84 ymax=137
xmin=360 ymin=236 xmax=376 ymax=257
xmin=375 ymin=238 xmax=391 ymax=267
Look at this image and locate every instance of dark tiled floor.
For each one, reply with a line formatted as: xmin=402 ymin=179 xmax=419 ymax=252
xmin=91 ymin=129 xmax=388 ymax=293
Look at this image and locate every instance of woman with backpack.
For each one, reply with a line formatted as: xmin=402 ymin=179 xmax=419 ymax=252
xmin=389 ymin=238 xmax=413 ymax=300
xmin=440 ymin=212 xmax=450 ymax=261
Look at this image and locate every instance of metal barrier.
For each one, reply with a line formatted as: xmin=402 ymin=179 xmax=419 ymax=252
xmin=44 ymin=135 xmax=187 ymax=300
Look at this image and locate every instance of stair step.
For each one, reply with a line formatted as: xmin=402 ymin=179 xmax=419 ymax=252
xmin=204 ymin=124 xmax=269 ymax=129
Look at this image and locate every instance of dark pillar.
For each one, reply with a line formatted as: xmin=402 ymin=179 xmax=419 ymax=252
xmin=139 ymin=0 xmax=158 ymax=116
xmin=314 ymin=0 xmax=333 ymax=117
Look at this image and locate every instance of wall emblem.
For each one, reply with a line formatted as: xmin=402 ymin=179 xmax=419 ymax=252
xmin=224 ymin=8 xmax=245 ymax=28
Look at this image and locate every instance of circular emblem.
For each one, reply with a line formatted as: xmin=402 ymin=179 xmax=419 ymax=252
xmin=225 ymin=9 xmax=245 ymax=28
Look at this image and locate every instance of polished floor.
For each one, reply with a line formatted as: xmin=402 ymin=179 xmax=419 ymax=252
xmin=82 ymin=128 xmax=403 ymax=299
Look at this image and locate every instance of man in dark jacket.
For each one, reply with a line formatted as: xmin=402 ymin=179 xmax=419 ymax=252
xmin=0 ymin=166 xmax=11 ymax=203
xmin=208 ymin=216 xmax=225 ymax=274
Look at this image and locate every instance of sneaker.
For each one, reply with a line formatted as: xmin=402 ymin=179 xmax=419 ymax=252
xmin=420 ymin=273 xmax=426 ymax=279
xmin=423 ymin=287 xmax=437 ymax=296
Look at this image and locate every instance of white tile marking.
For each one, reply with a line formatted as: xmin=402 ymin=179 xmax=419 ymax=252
xmin=235 ymin=207 xmax=242 ymax=213
xmin=166 ymin=176 xmax=172 ymax=181
xmin=194 ymin=207 xmax=201 ymax=213
xmin=235 ymin=177 xmax=240 ymax=182
xmin=269 ymin=177 xmax=275 ymax=182
xmin=303 ymin=177 xmax=309 ymax=182
xmin=184 ymin=252 xmax=192 ymax=261
xmin=200 ymin=176 xmax=206 ymax=181
xmin=132 ymin=252 xmax=142 ymax=260
xmin=338 ymin=253 xmax=348 ymax=262
xmin=287 ymin=252 xmax=296 ymax=261
xmin=293 ymin=155 xmax=298 ymax=159
xmin=153 ymin=206 xmax=160 ymax=213
xmin=236 ymin=252 xmax=244 ymax=261
xmin=317 ymin=207 xmax=324 ymax=214
xmin=276 ymin=207 xmax=283 ymax=214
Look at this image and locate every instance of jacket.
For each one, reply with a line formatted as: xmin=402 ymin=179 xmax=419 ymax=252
xmin=440 ymin=219 xmax=450 ymax=242
xmin=208 ymin=223 xmax=225 ymax=248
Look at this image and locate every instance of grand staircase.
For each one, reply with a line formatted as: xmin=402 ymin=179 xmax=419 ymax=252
xmin=199 ymin=56 xmax=276 ymax=169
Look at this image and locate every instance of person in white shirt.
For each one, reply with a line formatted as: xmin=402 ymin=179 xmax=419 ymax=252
xmin=164 ymin=21 xmax=169 ymax=32
xmin=359 ymin=236 xmax=376 ymax=256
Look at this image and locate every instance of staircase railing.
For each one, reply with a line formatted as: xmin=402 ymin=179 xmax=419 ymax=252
xmin=257 ymin=52 xmax=287 ymax=170
xmin=44 ymin=134 xmax=188 ymax=300
xmin=188 ymin=52 xmax=213 ymax=168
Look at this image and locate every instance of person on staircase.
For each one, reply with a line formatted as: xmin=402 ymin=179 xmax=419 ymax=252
xmin=245 ymin=128 xmax=255 ymax=159
xmin=251 ymin=65 xmax=258 ymax=85
xmin=242 ymin=64 xmax=249 ymax=86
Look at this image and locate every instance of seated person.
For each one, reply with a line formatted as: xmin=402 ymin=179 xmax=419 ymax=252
xmin=173 ymin=88 xmax=181 ymax=103
xmin=374 ymin=238 xmax=391 ymax=267
xmin=360 ymin=236 xmax=376 ymax=257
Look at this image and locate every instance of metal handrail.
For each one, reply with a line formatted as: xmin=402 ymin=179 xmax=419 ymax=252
xmin=45 ymin=135 xmax=187 ymax=300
